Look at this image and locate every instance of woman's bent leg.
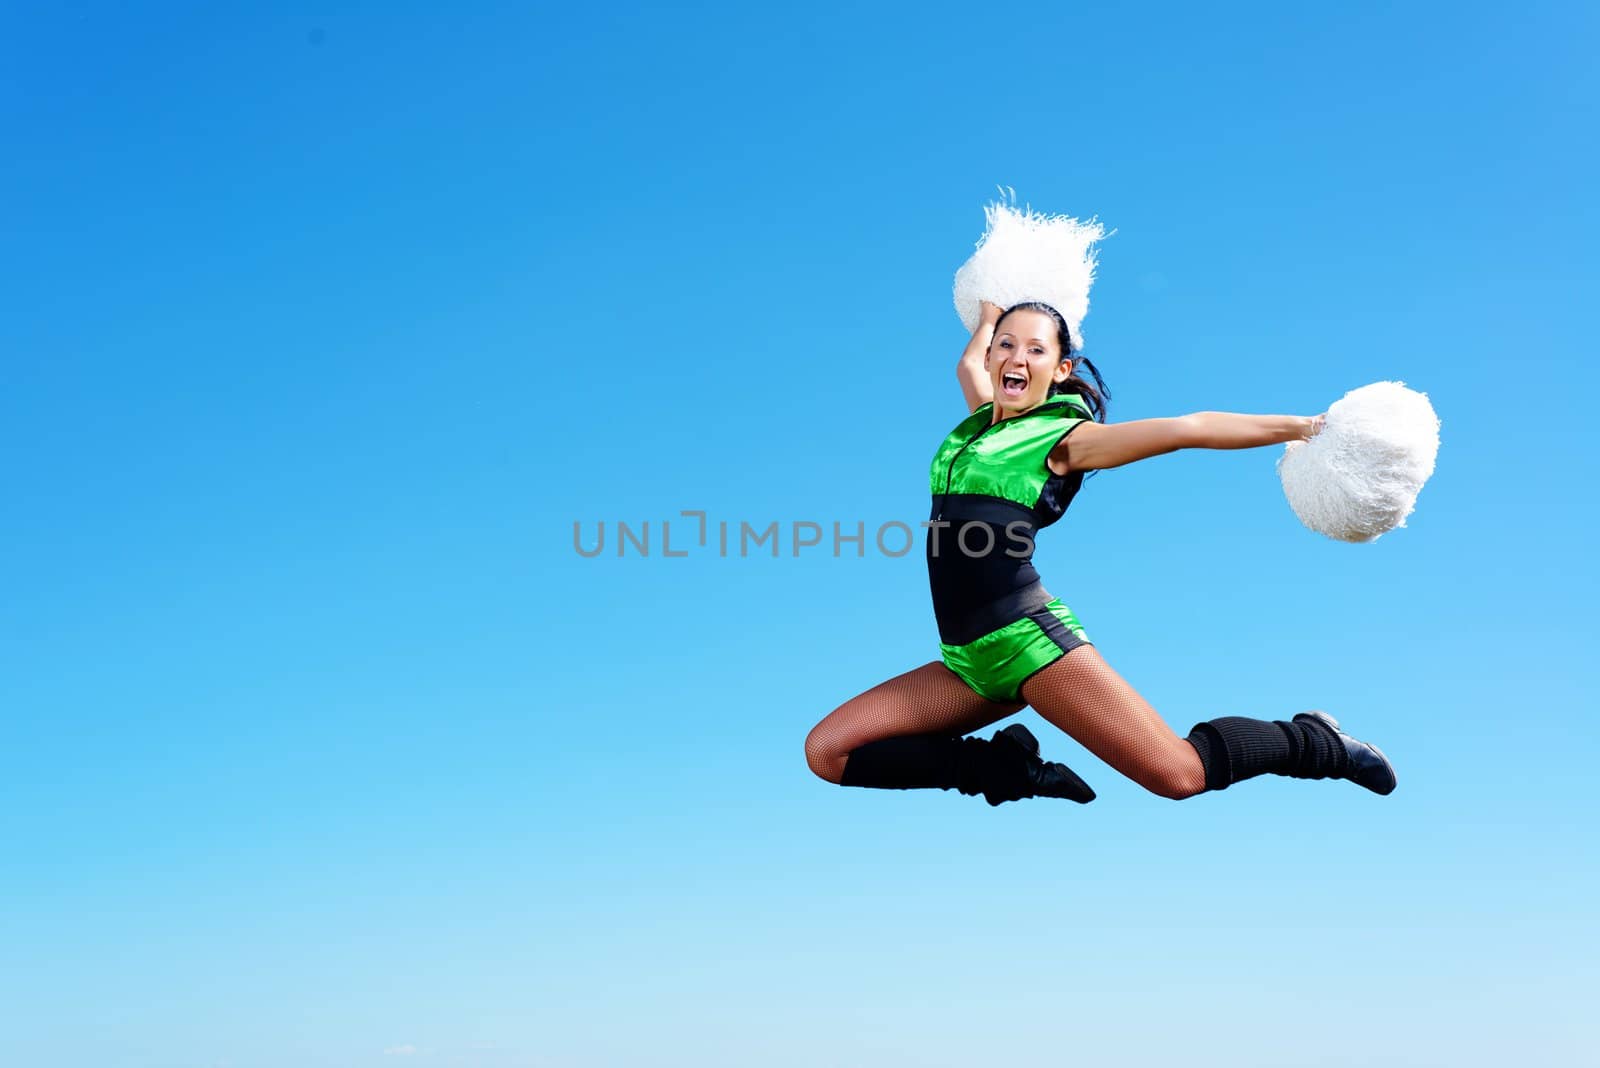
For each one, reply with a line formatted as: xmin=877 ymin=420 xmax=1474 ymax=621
xmin=805 ymin=661 xmax=1021 ymax=784
xmin=804 ymin=663 xmax=1090 ymax=805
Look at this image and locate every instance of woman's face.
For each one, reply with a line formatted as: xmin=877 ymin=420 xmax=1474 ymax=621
xmin=987 ymin=309 xmax=1073 ymax=413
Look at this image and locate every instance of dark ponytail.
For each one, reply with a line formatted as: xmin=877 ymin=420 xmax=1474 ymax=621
xmin=999 ymin=301 xmax=1111 ymax=423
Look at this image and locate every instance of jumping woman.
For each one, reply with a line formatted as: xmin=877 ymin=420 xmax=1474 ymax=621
xmin=804 ymin=299 xmax=1397 ymax=806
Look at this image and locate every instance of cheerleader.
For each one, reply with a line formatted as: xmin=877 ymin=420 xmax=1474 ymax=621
xmin=804 ymin=297 xmax=1396 ymax=805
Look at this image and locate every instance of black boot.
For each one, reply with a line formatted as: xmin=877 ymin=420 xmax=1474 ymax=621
xmin=992 ymin=724 xmax=1098 ymax=804
xmin=1184 ymin=712 xmax=1396 ymax=796
xmin=840 ymin=723 xmax=1095 ymax=806
xmin=1291 ymin=711 xmax=1398 ymax=795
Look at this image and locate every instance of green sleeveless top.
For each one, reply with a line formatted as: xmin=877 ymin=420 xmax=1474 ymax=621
xmin=929 ymin=393 xmax=1094 ymax=514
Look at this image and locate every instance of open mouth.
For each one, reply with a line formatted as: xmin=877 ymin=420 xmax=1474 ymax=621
xmin=1001 ymin=371 xmax=1028 ymax=398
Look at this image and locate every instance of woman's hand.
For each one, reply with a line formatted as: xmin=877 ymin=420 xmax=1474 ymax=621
xmin=979 ymin=300 xmax=1006 ymax=324
xmin=1303 ymin=413 xmax=1327 ymax=440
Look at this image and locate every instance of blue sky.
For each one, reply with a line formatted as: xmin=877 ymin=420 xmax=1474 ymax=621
xmin=3 ymin=2 xmax=1597 ymax=1066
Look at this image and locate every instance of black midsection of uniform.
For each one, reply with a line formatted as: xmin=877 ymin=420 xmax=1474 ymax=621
xmin=925 ymin=495 xmax=1052 ymax=645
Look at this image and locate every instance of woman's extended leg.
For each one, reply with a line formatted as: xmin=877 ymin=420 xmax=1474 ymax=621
xmin=1019 ymin=645 xmax=1209 ymax=799
xmin=1020 ymin=645 xmax=1396 ymax=798
xmin=805 ymin=663 xmax=1095 ymax=805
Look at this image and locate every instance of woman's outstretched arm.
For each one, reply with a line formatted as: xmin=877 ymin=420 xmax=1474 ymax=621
xmin=1050 ymin=411 xmax=1326 ymax=473
xmin=956 ymin=301 xmax=1005 ymax=413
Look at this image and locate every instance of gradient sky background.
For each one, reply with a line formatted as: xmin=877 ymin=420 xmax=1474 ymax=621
xmin=4 ymin=3 xmax=1597 ymax=1066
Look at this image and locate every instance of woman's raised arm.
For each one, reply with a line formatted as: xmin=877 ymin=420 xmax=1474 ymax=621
xmin=956 ymin=301 xmax=1006 ymax=414
xmin=1050 ymin=411 xmax=1325 ymax=473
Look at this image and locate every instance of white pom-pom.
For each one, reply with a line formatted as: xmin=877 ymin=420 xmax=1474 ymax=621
xmin=1278 ymin=381 xmax=1442 ymax=543
xmin=953 ymin=189 xmax=1107 ymax=351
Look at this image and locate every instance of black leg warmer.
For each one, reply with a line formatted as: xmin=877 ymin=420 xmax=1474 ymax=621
xmin=840 ymin=732 xmax=1033 ymax=806
xmin=1185 ymin=716 xmax=1349 ymax=791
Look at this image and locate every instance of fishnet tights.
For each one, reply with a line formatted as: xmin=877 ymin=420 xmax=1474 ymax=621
xmin=804 ymin=662 xmax=1023 ymax=784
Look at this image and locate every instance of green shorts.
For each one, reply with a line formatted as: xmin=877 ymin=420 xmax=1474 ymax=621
xmin=939 ymin=597 xmax=1092 ymax=704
